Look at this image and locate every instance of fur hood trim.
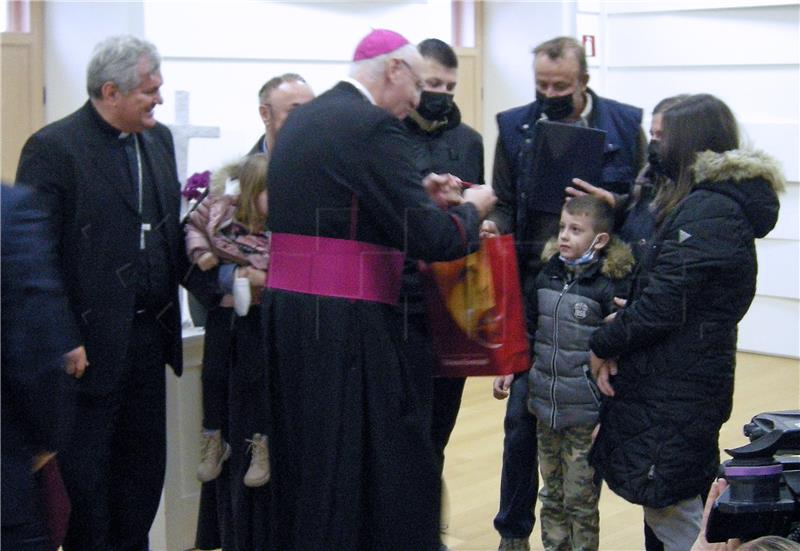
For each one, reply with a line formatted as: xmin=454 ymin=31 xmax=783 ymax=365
xmin=541 ymin=235 xmax=634 ymax=280
xmin=692 ymin=149 xmax=786 ymax=194
xmin=209 ymin=160 xmax=241 ymax=196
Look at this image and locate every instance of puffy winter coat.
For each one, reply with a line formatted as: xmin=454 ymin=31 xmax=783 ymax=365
xmin=185 ymin=193 xmax=270 ymax=271
xmin=403 ymin=102 xmax=484 ymax=187
xmin=527 ymin=237 xmax=633 ymax=430
xmin=589 ymin=149 xmax=784 ymax=508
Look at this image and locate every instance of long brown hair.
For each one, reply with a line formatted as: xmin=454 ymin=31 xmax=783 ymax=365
xmin=631 ymin=94 xmax=689 ymax=205
xmin=652 ymin=94 xmax=739 ymax=223
xmin=234 ymin=153 xmax=269 ymax=234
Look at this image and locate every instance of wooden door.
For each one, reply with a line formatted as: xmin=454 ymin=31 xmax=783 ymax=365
xmin=1 ymin=0 xmax=44 ymax=183
xmin=454 ymin=1 xmax=483 ymax=133
xmin=454 ymin=47 xmax=482 ymax=134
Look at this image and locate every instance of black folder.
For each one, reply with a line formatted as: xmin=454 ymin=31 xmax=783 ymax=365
xmin=529 ymin=120 xmax=607 ymax=214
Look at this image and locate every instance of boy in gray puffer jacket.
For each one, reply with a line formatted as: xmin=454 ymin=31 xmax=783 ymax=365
xmin=526 ymin=195 xmax=633 ymax=551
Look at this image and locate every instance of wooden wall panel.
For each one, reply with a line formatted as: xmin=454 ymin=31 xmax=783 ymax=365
xmin=1 ymin=1 xmax=43 ymax=183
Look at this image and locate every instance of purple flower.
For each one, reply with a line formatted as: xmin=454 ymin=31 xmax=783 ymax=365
xmin=182 ymin=170 xmax=211 ymax=201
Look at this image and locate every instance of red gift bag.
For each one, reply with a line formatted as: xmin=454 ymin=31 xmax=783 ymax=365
xmin=422 ymin=234 xmax=530 ymax=377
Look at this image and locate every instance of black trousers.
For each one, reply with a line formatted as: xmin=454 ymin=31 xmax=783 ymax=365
xmin=494 ymin=371 xmax=539 ymax=539
xmin=61 ymin=313 xmax=167 ymax=551
xmin=431 ymin=377 xmax=467 ymax=478
xmin=1 ymin=518 xmax=51 ymax=551
xmin=195 ymin=305 xmax=271 ymax=551
xmin=202 ymin=305 xmax=269 ymax=435
xmin=201 ymin=306 xmax=235 ymax=431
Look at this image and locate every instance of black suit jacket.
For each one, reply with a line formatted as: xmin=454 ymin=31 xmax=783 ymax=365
xmin=248 ymin=134 xmax=267 ymax=156
xmin=1 ymin=184 xmax=76 ymax=526
xmin=16 ymin=101 xmax=188 ymax=395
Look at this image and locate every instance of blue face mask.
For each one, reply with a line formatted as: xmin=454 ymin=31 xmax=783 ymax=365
xmin=559 ymin=234 xmax=604 ymax=268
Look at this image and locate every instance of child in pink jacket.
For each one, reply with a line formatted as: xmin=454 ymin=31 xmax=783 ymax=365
xmin=185 ymin=153 xmax=271 ymax=488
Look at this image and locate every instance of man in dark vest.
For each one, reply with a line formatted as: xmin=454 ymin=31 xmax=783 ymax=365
xmin=15 ymin=35 xmax=216 ymax=551
xmin=487 ymin=36 xmax=645 ymax=551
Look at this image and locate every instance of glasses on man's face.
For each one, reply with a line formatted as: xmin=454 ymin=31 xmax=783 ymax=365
xmin=399 ymin=60 xmax=425 ymax=94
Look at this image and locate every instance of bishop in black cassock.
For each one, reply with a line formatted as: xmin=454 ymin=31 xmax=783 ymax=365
xmin=263 ymin=29 xmax=495 ymax=550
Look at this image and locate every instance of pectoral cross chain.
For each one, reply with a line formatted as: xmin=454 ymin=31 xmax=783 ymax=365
xmin=140 ymin=223 xmax=151 ymax=250
xmin=132 ymin=135 xmax=150 ymax=251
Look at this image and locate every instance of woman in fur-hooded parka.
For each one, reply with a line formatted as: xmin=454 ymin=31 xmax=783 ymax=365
xmin=589 ymin=145 xmax=785 ymax=509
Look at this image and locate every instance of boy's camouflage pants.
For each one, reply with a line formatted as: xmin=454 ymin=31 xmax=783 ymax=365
xmin=537 ymin=423 xmax=600 ymax=551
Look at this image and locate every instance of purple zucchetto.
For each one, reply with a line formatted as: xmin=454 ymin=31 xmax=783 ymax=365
xmin=352 ymin=29 xmax=411 ymax=61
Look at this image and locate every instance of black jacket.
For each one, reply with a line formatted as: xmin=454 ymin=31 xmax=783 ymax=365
xmin=403 ymin=103 xmax=484 ymax=186
xmin=16 ymin=102 xmax=186 ymax=394
xmin=1 ymin=185 xmax=76 ymax=527
xmin=248 ymin=133 xmax=267 ymax=156
xmin=402 ymin=104 xmax=485 ymax=313
xmin=617 ymin=176 xmax=659 ymax=264
xmin=589 ymin=149 xmax=784 ymax=508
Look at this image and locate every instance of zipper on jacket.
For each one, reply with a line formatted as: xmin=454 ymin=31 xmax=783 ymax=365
xmin=583 ymin=364 xmax=602 ymax=405
xmin=548 ymin=278 xmax=577 ymax=429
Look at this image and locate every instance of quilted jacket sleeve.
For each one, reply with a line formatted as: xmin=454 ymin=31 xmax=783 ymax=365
xmin=590 ymin=191 xmax=751 ymax=359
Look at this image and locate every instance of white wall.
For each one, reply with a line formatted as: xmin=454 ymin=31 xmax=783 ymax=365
xmin=481 ymin=1 xmax=576 ymax=180
xmin=574 ymin=1 xmax=800 ymax=358
xmin=44 ymin=1 xmax=143 ymax=122
xmin=44 ymin=1 xmax=454 ymax=182
xmin=151 ymin=1 xmax=454 ymax=179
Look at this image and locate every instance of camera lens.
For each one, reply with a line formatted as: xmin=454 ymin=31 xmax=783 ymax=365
xmin=723 ymin=459 xmax=782 ymax=503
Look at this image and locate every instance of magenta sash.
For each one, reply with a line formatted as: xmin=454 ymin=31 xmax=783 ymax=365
xmin=267 ymin=233 xmax=405 ymax=306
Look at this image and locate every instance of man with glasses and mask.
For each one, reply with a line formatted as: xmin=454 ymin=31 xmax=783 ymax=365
xmin=251 ymin=73 xmax=315 ymax=155
xmin=263 ymin=29 xmax=495 ymax=551
xmin=487 ymin=36 xmax=645 ymax=551
xmin=400 ymin=37 xmax=485 ymax=551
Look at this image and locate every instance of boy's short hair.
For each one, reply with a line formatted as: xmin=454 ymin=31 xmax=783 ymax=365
xmin=563 ymin=195 xmax=614 ymax=234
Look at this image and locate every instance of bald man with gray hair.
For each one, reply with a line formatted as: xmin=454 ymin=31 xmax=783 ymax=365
xmin=250 ymin=73 xmax=314 ymax=155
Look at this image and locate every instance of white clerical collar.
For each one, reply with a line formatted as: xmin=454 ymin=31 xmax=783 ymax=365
xmin=342 ymin=78 xmax=375 ymax=105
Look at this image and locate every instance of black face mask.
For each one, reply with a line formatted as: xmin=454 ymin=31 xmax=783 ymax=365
xmin=647 ymin=140 xmax=663 ymax=173
xmin=416 ymin=91 xmax=454 ymax=121
xmin=648 ymin=140 xmax=679 ymax=181
xmin=536 ymin=90 xmax=574 ymax=121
